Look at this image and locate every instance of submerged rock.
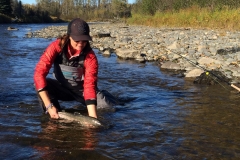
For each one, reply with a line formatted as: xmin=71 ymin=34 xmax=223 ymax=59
xmin=7 ymin=27 xmax=18 ymax=31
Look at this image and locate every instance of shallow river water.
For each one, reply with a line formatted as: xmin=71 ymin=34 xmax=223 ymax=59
xmin=1 ymin=23 xmax=240 ymax=160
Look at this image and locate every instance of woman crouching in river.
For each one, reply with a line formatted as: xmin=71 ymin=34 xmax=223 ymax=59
xmin=34 ymin=18 xmax=116 ymax=119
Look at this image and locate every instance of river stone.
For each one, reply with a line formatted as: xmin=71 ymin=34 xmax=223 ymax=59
xmin=232 ymin=70 xmax=240 ymax=77
xmin=114 ymin=42 xmax=128 ymax=47
xmin=167 ymin=41 xmax=180 ymax=50
xmin=25 ymin=32 xmax=33 ymax=38
xmin=198 ymin=57 xmax=222 ymax=65
xmin=185 ymin=68 xmax=204 ymax=77
xmin=93 ymin=33 xmax=111 ymax=38
xmin=102 ymin=50 xmax=111 ymax=57
xmin=207 ymin=63 xmax=220 ymax=70
xmin=161 ymin=61 xmax=181 ymax=70
xmin=209 ymin=47 xmax=217 ymax=56
xmin=194 ymin=71 xmax=230 ymax=85
xmin=115 ymin=48 xmax=139 ymax=59
xmin=135 ymin=54 xmax=146 ymax=63
xmin=7 ymin=26 xmax=19 ymax=30
xmin=217 ymin=48 xmax=233 ymax=55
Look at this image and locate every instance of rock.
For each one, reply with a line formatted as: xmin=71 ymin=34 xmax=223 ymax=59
xmin=167 ymin=41 xmax=180 ymax=50
xmin=7 ymin=27 xmax=18 ymax=31
xmin=217 ymin=48 xmax=234 ymax=55
xmin=93 ymin=33 xmax=111 ymax=38
xmin=161 ymin=61 xmax=181 ymax=70
xmin=25 ymin=32 xmax=33 ymax=38
xmin=114 ymin=42 xmax=128 ymax=48
xmin=135 ymin=54 xmax=146 ymax=63
xmin=185 ymin=68 xmax=204 ymax=78
xmin=198 ymin=57 xmax=222 ymax=65
xmin=102 ymin=50 xmax=111 ymax=57
xmin=194 ymin=71 xmax=230 ymax=85
xmin=115 ymin=49 xmax=139 ymax=60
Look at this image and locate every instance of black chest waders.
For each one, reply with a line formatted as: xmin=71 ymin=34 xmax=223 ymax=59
xmin=37 ymin=43 xmax=88 ymax=112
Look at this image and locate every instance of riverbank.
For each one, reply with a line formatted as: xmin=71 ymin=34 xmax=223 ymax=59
xmin=0 ymin=13 xmax=65 ymax=23
xmin=127 ymin=7 xmax=240 ymax=31
xmin=25 ymin=22 xmax=240 ymax=85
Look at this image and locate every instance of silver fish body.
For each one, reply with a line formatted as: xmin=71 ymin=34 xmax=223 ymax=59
xmin=58 ymin=111 xmax=103 ymax=127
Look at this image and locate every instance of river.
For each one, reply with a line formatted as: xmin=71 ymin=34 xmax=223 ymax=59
xmin=0 ymin=23 xmax=240 ymax=160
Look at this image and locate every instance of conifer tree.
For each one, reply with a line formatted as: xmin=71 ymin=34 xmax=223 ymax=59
xmin=0 ymin=0 xmax=12 ymax=15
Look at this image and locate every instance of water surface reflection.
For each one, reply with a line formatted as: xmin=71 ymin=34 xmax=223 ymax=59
xmin=0 ymin=24 xmax=240 ymax=159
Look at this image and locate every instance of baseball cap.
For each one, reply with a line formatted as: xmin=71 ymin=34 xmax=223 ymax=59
xmin=67 ymin=18 xmax=92 ymax=41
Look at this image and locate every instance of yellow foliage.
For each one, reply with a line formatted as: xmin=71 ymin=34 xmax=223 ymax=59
xmin=127 ymin=6 xmax=240 ymax=31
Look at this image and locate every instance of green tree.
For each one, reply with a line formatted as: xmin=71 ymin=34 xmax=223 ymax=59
xmin=111 ymin=0 xmax=128 ymax=18
xmin=12 ymin=0 xmax=23 ymax=17
xmin=0 ymin=0 xmax=12 ymax=15
xmin=136 ymin=0 xmax=157 ymax=15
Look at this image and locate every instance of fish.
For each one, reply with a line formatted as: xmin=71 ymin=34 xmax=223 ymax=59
xmin=58 ymin=111 xmax=103 ymax=128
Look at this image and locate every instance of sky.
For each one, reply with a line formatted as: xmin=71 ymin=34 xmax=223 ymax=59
xmin=20 ymin=0 xmax=136 ymax=5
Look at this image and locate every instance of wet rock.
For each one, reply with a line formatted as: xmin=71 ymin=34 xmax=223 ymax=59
xmin=194 ymin=71 xmax=230 ymax=85
xmin=7 ymin=27 xmax=18 ymax=31
xmin=135 ymin=54 xmax=146 ymax=63
xmin=25 ymin=32 xmax=33 ymax=38
xmin=115 ymin=48 xmax=139 ymax=60
xmin=161 ymin=61 xmax=181 ymax=70
xmin=102 ymin=50 xmax=111 ymax=57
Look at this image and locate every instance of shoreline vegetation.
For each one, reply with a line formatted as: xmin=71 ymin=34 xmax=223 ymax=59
xmin=0 ymin=14 xmax=66 ymax=23
xmin=0 ymin=6 xmax=239 ymax=31
xmin=0 ymin=0 xmax=239 ymax=30
xmin=127 ymin=6 xmax=240 ymax=31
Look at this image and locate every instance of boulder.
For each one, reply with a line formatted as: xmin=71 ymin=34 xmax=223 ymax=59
xmin=185 ymin=68 xmax=204 ymax=78
xmin=115 ymin=49 xmax=139 ymax=60
xmin=7 ymin=27 xmax=18 ymax=31
xmin=161 ymin=61 xmax=181 ymax=70
xmin=194 ymin=71 xmax=230 ymax=85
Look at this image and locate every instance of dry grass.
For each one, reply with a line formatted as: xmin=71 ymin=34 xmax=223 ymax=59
xmin=127 ymin=6 xmax=240 ymax=31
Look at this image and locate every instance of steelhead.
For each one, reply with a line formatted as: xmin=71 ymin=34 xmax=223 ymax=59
xmin=58 ymin=111 xmax=103 ymax=127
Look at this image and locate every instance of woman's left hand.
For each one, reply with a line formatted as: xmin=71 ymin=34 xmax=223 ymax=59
xmin=48 ymin=106 xmax=59 ymax=119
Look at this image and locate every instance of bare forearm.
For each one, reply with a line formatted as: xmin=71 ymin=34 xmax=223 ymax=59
xmin=39 ymin=90 xmax=51 ymax=107
xmin=39 ymin=90 xmax=59 ymax=119
xmin=87 ymin=104 xmax=97 ymax=118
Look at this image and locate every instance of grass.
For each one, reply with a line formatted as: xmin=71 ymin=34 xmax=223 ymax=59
xmin=127 ymin=6 xmax=240 ymax=31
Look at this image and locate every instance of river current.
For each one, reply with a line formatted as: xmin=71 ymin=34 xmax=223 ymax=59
xmin=1 ymin=23 xmax=240 ymax=160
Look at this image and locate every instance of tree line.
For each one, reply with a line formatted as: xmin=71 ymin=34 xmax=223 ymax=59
xmin=1 ymin=0 xmax=240 ymax=23
xmin=36 ymin=0 xmax=132 ymax=20
xmin=0 ymin=0 xmax=132 ymax=23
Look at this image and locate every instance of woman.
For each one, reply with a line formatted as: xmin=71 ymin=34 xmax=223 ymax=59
xmin=34 ymin=18 xmax=113 ymax=119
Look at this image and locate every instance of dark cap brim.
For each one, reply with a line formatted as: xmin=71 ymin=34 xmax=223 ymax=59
xmin=70 ymin=34 xmax=92 ymax=41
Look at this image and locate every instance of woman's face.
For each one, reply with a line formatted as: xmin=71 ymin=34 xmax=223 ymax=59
xmin=69 ymin=37 xmax=87 ymax=51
